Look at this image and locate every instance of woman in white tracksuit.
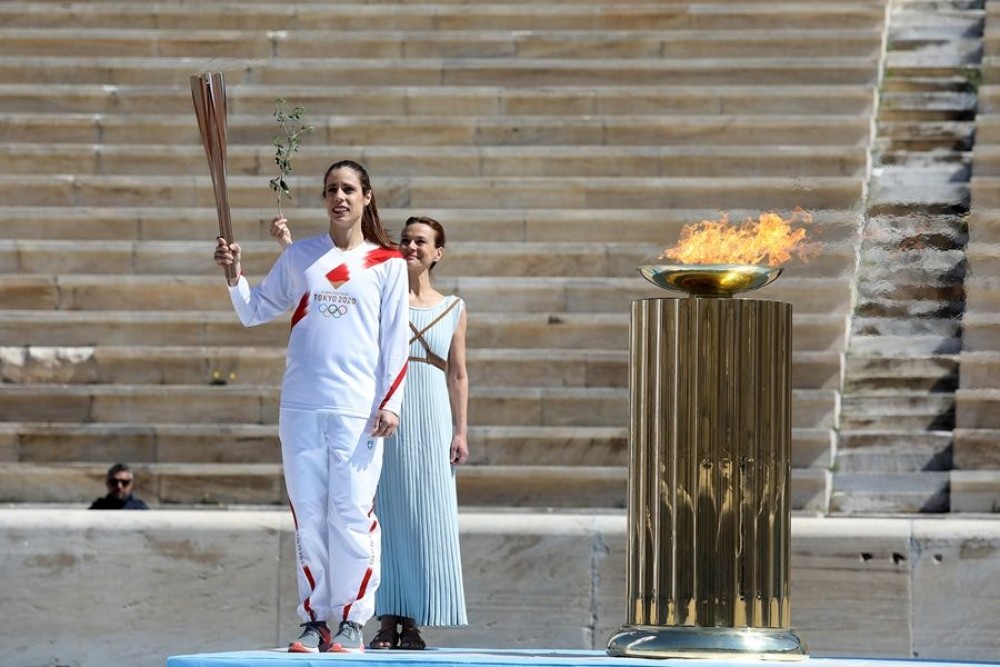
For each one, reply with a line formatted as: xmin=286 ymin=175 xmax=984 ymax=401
xmin=214 ymin=160 xmax=409 ymax=654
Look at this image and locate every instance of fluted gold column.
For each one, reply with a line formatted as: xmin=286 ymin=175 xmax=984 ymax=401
xmin=607 ymin=297 xmax=807 ymax=659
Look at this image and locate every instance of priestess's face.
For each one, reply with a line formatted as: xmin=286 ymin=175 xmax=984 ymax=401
xmin=323 ymin=167 xmax=371 ymax=230
xmin=400 ymin=223 xmax=443 ymax=274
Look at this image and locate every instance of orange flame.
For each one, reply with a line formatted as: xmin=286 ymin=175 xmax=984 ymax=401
xmin=661 ymin=209 xmax=818 ymax=266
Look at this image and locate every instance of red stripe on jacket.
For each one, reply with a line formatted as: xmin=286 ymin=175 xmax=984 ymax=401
xmin=379 ymin=361 xmax=407 ymax=410
xmin=290 ymin=292 xmax=310 ymax=329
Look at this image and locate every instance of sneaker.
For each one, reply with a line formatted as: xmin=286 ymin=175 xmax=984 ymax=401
xmin=329 ymin=620 xmax=364 ymax=653
xmin=288 ymin=621 xmax=331 ymax=653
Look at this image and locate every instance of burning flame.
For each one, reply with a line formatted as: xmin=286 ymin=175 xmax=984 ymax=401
xmin=660 ymin=209 xmax=818 ymax=266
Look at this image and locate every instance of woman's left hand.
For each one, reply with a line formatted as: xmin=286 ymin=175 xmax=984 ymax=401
xmin=270 ymin=216 xmax=292 ymax=247
xmin=371 ymin=409 xmax=399 ymax=438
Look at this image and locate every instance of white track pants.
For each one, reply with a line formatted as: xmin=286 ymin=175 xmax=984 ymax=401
xmin=280 ymin=408 xmax=383 ymax=625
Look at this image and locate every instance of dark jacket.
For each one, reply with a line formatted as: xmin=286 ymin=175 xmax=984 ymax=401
xmin=89 ymin=493 xmax=149 ymax=510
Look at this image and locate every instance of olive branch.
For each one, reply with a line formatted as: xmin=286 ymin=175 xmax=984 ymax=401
xmin=269 ymin=98 xmax=314 ymax=217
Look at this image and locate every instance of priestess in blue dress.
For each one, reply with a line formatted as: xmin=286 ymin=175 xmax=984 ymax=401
xmin=374 ymin=216 xmax=469 ymax=650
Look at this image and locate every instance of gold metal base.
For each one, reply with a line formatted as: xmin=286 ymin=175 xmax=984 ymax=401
xmin=607 ymin=625 xmax=808 ymax=661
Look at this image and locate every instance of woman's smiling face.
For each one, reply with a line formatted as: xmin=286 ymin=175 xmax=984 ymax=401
xmin=400 ymin=222 xmax=443 ymax=272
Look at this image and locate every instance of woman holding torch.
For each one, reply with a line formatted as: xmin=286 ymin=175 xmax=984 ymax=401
xmin=214 ymin=160 xmax=409 ymax=654
xmin=272 ymin=215 xmax=470 ymax=651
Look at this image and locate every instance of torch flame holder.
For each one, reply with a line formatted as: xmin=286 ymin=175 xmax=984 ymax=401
xmin=607 ymin=296 xmax=807 ymax=660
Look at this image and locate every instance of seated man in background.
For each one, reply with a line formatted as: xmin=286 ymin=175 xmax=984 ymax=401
xmin=89 ymin=463 xmax=149 ymax=510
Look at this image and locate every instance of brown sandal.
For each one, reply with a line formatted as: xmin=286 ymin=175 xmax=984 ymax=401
xmin=368 ymin=627 xmax=399 ymax=650
xmin=398 ymin=626 xmax=426 ymax=650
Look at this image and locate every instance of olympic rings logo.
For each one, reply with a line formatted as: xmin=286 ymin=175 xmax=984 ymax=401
xmin=317 ymin=303 xmax=349 ymax=318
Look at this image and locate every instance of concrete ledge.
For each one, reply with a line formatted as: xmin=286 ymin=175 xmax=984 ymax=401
xmin=3 ymin=510 xmax=1000 ymax=666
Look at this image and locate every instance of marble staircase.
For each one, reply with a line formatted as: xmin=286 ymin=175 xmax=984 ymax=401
xmin=0 ymin=0 xmax=888 ymax=512
xmin=956 ymin=0 xmax=1000 ymax=511
xmin=834 ymin=0 xmax=985 ymax=513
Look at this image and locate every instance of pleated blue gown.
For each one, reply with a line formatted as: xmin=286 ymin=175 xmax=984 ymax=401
xmin=375 ymin=295 xmax=468 ymax=626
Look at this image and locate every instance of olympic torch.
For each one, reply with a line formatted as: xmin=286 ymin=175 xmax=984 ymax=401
xmin=190 ymin=71 xmax=236 ymax=282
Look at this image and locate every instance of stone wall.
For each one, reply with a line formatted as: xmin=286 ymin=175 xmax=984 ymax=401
xmin=2 ymin=510 xmax=999 ymax=667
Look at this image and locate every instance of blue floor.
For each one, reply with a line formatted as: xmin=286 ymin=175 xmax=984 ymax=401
xmin=166 ymin=649 xmax=1000 ymax=667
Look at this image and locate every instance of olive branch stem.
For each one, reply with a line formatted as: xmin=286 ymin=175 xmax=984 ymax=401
xmin=269 ymin=98 xmax=314 ymax=218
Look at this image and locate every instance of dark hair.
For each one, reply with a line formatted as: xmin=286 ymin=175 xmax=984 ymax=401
xmin=403 ymin=216 xmax=446 ymax=270
xmin=322 ymin=160 xmax=395 ymax=249
xmin=106 ymin=462 xmax=132 ymax=480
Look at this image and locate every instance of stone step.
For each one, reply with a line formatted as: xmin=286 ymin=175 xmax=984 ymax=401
xmin=856 ymin=247 xmax=968 ymax=273
xmin=0 ymin=4 xmax=890 ymax=32
xmin=835 ymin=430 xmax=953 ymax=472
xmin=0 ymin=461 xmax=830 ymax=511
xmin=854 ymin=281 xmax=967 ymax=307
xmin=829 ymin=471 xmax=949 ymax=513
xmin=0 ymin=239 xmax=859 ymax=282
xmin=0 ymin=275 xmax=854 ymax=319
xmin=875 ymin=120 xmax=974 ymax=151
xmin=967 ymin=176 xmax=1000 ymax=209
xmin=0 ymin=461 xmax=287 ymax=507
xmin=858 ymin=211 xmax=968 ymax=242
xmin=979 ymin=59 xmax=1000 ymax=87
xmin=886 ymin=53 xmax=982 ymax=73
xmin=962 ymin=312 xmax=1000 ymax=352
xmin=0 ymin=422 xmax=836 ymax=470
xmin=456 ymin=466 xmax=829 ymax=511
xmin=866 ymin=182 xmax=970 ymax=211
xmin=967 ymin=116 xmax=1000 ymax=144
xmin=972 ymin=85 xmax=1000 ymax=114
xmin=0 ymin=114 xmax=874 ymax=148
xmin=0 ymin=345 xmax=843 ymax=391
xmin=0 ymin=384 xmax=840 ymax=429
xmin=0 ymin=27 xmax=885 ymax=60
xmin=853 ymin=300 xmax=966 ymax=320
xmin=890 ymin=7 xmax=985 ymax=36
xmin=953 ymin=427 xmax=1000 ymax=470
xmin=886 ymin=33 xmax=982 ymax=58
xmin=847 ymin=333 xmax=962 ymax=355
xmin=839 ymin=394 xmax=956 ymax=430
xmin=0 ymin=206 xmax=866 ymax=244
xmin=0 ymin=144 xmax=870 ymax=179
xmin=958 ymin=243 xmax=1000 ymax=279
xmin=965 ymin=210 xmax=1000 ymax=244
xmin=0 ymin=310 xmax=849 ymax=351
xmin=0 ymin=56 xmax=880 ymax=88
xmin=794 ymin=429 xmax=838 ymax=469
xmin=959 ymin=350 xmax=1000 ymax=389
xmin=880 ymin=149 xmax=970 ymax=168
xmin=869 ymin=162 xmax=971 ymax=188
xmin=880 ymin=73 xmax=974 ymax=95
xmin=950 ymin=470 xmax=1000 ymax=513
xmin=965 ymin=276 xmax=1000 ymax=311
xmin=970 ymin=144 xmax=1000 ymax=177
xmin=878 ymin=91 xmax=978 ymax=123
xmin=955 ymin=388 xmax=1000 ymax=429
xmin=0 ymin=83 xmax=878 ymax=117
xmin=843 ymin=354 xmax=959 ymax=393
xmin=0 ymin=173 xmax=866 ymax=211
xmin=849 ymin=316 xmax=962 ymax=338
